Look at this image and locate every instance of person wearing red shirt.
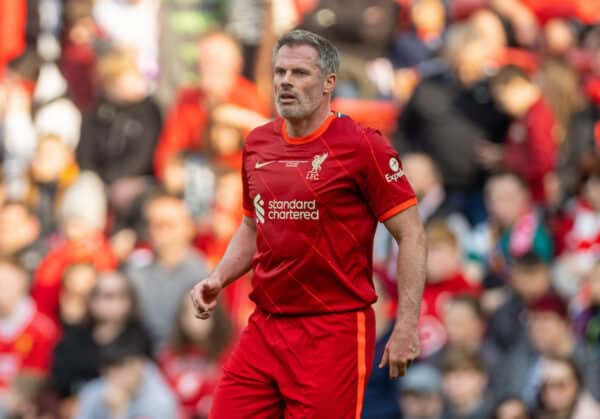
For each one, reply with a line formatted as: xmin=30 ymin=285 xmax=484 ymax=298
xmin=418 ymin=220 xmax=481 ymax=358
xmin=159 ymin=296 xmax=233 ymax=419
xmin=479 ymin=65 xmax=558 ymax=203
xmin=154 ymin=31 xmax=270 ymax=178
xmin=0 ymin=258 xmax=58 ymax=411
xmin=190 ymin=30 xmax=426 ymax=418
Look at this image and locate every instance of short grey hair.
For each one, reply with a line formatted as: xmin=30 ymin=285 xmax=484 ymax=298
xmin=273 ymin=29 xmax=340 ymax=75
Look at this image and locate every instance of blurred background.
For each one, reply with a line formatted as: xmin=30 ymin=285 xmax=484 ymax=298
xmin=0 ymin=0 xmax=599 ymax=418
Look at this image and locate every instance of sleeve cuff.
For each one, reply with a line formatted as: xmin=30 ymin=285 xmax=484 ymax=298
xmin=378 ymin=197 xmax=418 ymax=222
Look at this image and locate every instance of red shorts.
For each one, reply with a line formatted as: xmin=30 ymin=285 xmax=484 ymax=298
xmin=210 ymin=307 xmax=375 ymax=419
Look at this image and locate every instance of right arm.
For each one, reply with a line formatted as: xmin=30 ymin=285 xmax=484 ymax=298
xmin=190 ymin=216 xmax=257 ymax=318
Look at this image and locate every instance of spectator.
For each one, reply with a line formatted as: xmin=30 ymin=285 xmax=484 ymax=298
xmin=484 ymin=65 xmax=558 ymax=202
xmin=77 ymin=48 xmax=162 ymax=186
xmin=0 ymin=258 xmax=58 ymax=415
xmin=154 ymin=31 xmax=269 ymax=178
xmin=127 ymin=192 xmax=208 ymax=350
xmin=50 ymin=271 xmax=152 ymax=400
xmin=535 ymin=357 xmax=600 ymax=419
xmin=0 ymin=50 xmax=41 ymax=198
xmin=31 ymin=171 xmax=118 ymax=324
xmin=397 ymin=363 xmax=444 ymax=419
xmin=155 ymin=0 xmax=228 ymax=110
xmin=74 ymin=328 xmax=177 ymax=419
xmin=396 ymin=23 xmax=510 ymax=223
xmin=573 ymin=261 xmax=600 ymax=351
xmin=25 ymin=134 xmax=79 ymax=235
xmin=419 ymin=220 xmax=480 ymax=357
xmin=93 ymin=0 xmax=160 ymax=81
xmin=553 ymin=157 xmax=600 ymax=295
xmin=362 ymin=269 xmax=401 ymax=419
xmin=488 ymin=253 xmax=552 ymax=351
xmin=392 ymin=0 xmax=446 ymax=70
xmin=468 ymin=172 xmax=553 ymax=287
xmin=441 ymin=348 xmax=494 ymax=419
xmin=0 ymin=201 xmax=45 ymax=276
xmin=429 ymin=295 xmax=500 ymax=382
xmin=498 ymin=293 xmax=600 ymax=405
xmin=492 ymin=397 xmax=531 ymax=419
xmin=158 ymin=295 xmax=233 ymax=419
xmin=58 ymin=264 xmax=97 ymax=328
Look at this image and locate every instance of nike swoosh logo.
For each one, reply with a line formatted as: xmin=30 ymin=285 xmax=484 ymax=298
xmin=255 ymin=161 xmax=276 ymax=169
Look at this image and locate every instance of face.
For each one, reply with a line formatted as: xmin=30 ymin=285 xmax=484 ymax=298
xmin=454 ymin=40 xmax=489 ymax=85
xmin=486 ymin=176 xmax=529 ymax=227
xmin=493 ymin=79 xmax=531 ymax=117
xmin=510 ymin=266 xmax=550 ymax=302
xmin=89 ymin=274 xmax=133 ymax=324
xmin=0 ymin=205 xmax=39 ymax=254
xmin=401 ymin=392 xmax=444 ymax=419
xmin=105 ymin=357 xmax=144 ymax=394
xmin=215 ymin=172 xmax=242 ymax=214
xmin=403 ymin=154 xmax=438 ymax=199
xmin=442 ymin=369 xmax=487 ymax=408
xmin=527 ymin=312 xmax=570 ymax=355
xmin=411 ymin=0 xmax=445 ymax=32
xmin=540 ymin=360 xmax=579 ymax=412
xmin=0 ymin=264 xmax=27 ymax=317
xmin=180 ymin=296 xmax=213 ymax=342
xmin=198 ymin=35 xmax=241 ymax=100
xmin=105 ymin=69 xmax=147 ymax=103
xmin=426 ymin=241 xmax=460 ymax=282
xmin=31 ymin=139 xmax=72 ymax=183
xmin=146 ymin=197 xmax=194 ymax=253
xmin=273 ymin=44 xmax=335 ymax=121
xmin=443 ymin=302 xmax=484 ymax=349
xmin=62 ymin=217 xmax=95 ymax=243
xmin=495 ymin=399 xmax=529 ymax=419
xmin=209 ymin=124 xmax=243 ymax=156
xmin=544 ymin=19 xmax=574 ymax=56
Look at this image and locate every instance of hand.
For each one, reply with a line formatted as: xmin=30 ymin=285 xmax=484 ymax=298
xmin=378 ymin=324 xmax=420 ymax=379
xmin=104 ymin=380 xmax=130 ymax=416
xmin=189 ymin=275 xmax=223 ymax=320
xmin=475 ymin=140 xmax=505 ymax=170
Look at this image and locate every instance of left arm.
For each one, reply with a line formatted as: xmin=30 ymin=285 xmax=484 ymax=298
xmin=379 ymin=205 xmax=426 ymax=379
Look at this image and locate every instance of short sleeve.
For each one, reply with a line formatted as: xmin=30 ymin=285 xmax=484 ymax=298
xmin=358 ymin=129 xmax=417 ymax=222
xmin=241 ymin=145 xmax=254 ymax=218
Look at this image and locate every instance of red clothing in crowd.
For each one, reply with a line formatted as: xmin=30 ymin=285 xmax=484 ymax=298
xmin=504 ymin=96 xmax=557 ymax=202
xmin=0 ymin=0 xmax=26 ymax=75
xmin=31 ymin=234 xmax=118 ymax=324
xmin=154 ymin=77 xmax=270 ymax=178
xmin=521 ymin=0 xmax=600 ymax=24
xmin=159 ymin=347 xmax=229 ymax=419
xmin=0 ymin=299 xmax=58 ymax=391
xmin=419 ymin=272 xmax=481 ymax=357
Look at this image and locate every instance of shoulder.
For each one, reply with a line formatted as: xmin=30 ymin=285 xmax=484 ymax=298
xmin=245 ymin=119 xmax=280 ymax=146
xmin=28 ymin=309 xmax=59 ymax=342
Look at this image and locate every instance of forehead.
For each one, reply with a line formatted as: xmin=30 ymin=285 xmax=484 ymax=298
xmin=275 ymin=44 xmax=320 ymax=69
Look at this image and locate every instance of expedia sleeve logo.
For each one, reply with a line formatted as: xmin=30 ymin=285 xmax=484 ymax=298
xmin=253 ymin=193 xmax=319 ymax=223
xmin=385 ymin=157 xmax=405 ymax=183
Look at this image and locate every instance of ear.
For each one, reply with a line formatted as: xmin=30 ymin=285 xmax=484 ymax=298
xmin=323 ymin=73 xmax=336 ymax=95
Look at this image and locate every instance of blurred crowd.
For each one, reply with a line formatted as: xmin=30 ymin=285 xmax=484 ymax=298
xmin=0 ymin=0 xmax=599 ymax=418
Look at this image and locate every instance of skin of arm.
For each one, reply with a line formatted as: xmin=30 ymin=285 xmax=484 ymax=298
xmin=379 ymin=205 xmax=427 ymax=379
xmin=190 ymin=216 xmax=257 ymax=319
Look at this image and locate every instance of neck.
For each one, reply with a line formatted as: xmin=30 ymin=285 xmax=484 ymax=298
xmin=158 ymin=245 xmax=188 ymax=268
xmin=93 ymin=321 xmax=125 ymax=345
xmin=285 ymin=103 xmax=331 ymax=138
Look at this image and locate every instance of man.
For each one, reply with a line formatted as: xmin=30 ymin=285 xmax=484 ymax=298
xmin=398 ymin=363 xmax=444 ymax=419
xmin=128 ymin=192 xmax=208 ymax=351
xmin=190 ymin=29 xmax=426 ymax=418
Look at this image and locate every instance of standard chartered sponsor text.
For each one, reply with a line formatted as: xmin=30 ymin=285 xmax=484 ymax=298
xmin=268 ymin=199 xmax=319 ymax=220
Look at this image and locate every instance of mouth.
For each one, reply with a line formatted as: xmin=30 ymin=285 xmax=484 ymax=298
xmin=278 ymin=92 xmax=297 ymax=104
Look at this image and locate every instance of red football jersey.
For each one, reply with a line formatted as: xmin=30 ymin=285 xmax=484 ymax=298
xmin=0 ymin=299 xmax=58 ymax=390
xmin=242 ymin=113 xmax=416 ymax=314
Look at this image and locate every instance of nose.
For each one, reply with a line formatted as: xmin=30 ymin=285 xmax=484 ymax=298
xmin=279 ymin=70 xmax=293 ymax=88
